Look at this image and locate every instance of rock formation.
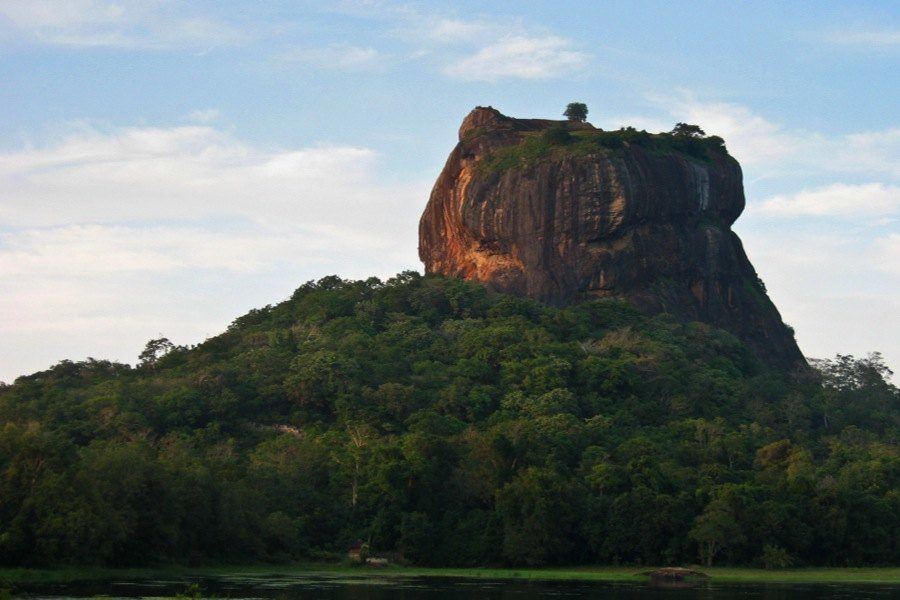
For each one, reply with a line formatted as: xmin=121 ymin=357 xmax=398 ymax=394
xmin=419 ymin=106 xmax=805 ymax=369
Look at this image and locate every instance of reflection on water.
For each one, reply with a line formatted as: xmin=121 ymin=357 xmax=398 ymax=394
xmin=10 ymin=573 xmax=899 ymax=600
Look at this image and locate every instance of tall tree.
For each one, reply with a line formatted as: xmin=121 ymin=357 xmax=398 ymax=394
xmin=564 ymin=102 xmax=588 ymax=122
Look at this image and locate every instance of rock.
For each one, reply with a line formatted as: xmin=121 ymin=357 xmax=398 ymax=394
xmin=419 ymin=107 xmax=806 ymax=369
xmin=365 ymin=557 xmax=389 ymax=567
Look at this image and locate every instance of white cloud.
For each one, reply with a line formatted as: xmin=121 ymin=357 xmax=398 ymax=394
xmin=0 ymin=122 xmax=428 ymax=382
xmin=0 ymin=0 xmax=245 ymax=49
xmin=0 ymin=0 xmax=126 ymax=30
xmin=666 ymin=99 xmax=797 ymax=166
xmin=0 ymin=124 xmax=424 ymax=229
xmin=394 ymin=15 xmax=497 ymax=46
xmin=311 ymin=6 xmax=586 ymax=82
xmin=277 ymin=44 xmax=385 ymax=71
xmin=755 ymin=183 xmax=900 ymax=217
xmin=185 ymin=108 xmax=221 ymax=124
xmin=444 ymin=35 xmax=588 ymax=81
xmin=874 ymin=234 xmax=900 ymax=277
xmin=0 ymin=225 xmax=336 ymax=277
xmin=655 ymin=97 xmax=900 ymax=178
xmin=428 ymin=18 xmax=493 ymax=43
xmin=739 ymin=227 xmax=899 ymax=369
xmin=819 ymin=29 xmax=900 ymax=48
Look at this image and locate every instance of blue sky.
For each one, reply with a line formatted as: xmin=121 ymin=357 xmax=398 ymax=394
xmin=0 ymin=0 xmax=897 ymax=381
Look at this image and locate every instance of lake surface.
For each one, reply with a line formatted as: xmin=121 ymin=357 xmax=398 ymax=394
xmin=10 ymin=573 xmax=899 ymax=600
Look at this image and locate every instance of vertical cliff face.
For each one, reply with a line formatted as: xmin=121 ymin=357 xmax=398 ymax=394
xmin=419 ymin=107 xmax=806 ymax=369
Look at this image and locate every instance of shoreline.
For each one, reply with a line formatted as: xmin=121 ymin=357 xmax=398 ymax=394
xmin=2 ymin=564 xmax=899 ymax=586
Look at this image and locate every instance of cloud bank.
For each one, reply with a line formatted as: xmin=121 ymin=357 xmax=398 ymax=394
xmin=0 ymin=121 xmax=427 ymax=381
xmin=443 ymin=35 xmax=589 ymax=81
xmin=0 ymin=0 xmax=245 ymax=49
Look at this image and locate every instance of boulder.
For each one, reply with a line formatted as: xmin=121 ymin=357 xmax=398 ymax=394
xmin=419 ymin=107 xmax=805 ymax=369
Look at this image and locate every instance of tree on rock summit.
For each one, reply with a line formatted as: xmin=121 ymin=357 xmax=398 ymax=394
xmin=564 ymin=102 xmax=588 ymax=122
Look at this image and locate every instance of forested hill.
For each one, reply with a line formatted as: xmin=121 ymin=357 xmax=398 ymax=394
xmin=1 ymin=272 xmax=897 ymax=568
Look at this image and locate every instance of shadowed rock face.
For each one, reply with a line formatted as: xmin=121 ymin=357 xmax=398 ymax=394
xmin=419 ymin=107 xmax=806 ymax=369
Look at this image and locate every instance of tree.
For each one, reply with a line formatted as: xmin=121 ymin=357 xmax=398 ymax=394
xmin=671 ymin=122 xmax=706 ymax=138
xmin=138 ymin=337 xmax=174 ymax=369
xmin=808 ymin=353 xmax=899 ymax=433
xmin=564 ymin=102 xmax=588 ymax=123
xmin=689 ymin=491 xmax=745 ymax=566
xmin=399 ymin=512 xmax=435 ymax=563
xmin=497 ymin=467 xmax=582 ymax=565
xmin=2 ymin=270 xmax=898 ymax=568
xmin=811 ymin=352 xmax=894 ymax=392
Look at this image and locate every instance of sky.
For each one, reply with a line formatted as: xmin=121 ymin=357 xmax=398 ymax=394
xmin=0 ymin=0 xmax=898 ymax=382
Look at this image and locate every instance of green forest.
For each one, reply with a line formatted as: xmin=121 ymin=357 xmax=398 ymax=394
xmin=1 ymin=273 xmax=897 ymax=568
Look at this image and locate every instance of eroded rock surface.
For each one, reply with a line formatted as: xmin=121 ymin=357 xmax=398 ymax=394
xmin=419 ymin=106 xmax=805 ymax=368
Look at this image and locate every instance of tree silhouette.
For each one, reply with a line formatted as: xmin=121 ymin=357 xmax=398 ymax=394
xmin=564 ymin=102 xmax=588 ymax=122
xmin=671 ymin=122 xmax=706 ymax=137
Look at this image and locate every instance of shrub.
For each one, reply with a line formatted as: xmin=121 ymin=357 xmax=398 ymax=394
xmin=542 ymin=126 xmax=573 ymax=146
xmin=759 ymin=544 xmax=795 ymax=569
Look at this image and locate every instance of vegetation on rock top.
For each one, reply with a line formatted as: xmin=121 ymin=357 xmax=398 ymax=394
xmin=478 ymin=123 xmax=730 ymax=174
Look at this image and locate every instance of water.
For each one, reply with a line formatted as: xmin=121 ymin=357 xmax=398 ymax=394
xmin=10 ymin=573 xmax=898 ymax=600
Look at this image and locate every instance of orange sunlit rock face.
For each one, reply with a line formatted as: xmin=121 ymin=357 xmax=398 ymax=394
xmin=419 ymin=107 xmax=805 ymax=369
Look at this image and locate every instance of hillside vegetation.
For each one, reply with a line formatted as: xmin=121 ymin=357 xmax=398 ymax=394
xmin=1 ymin=273 xmax=897 ymax=567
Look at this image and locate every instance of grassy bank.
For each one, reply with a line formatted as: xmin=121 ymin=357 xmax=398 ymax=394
xmin=2 ymin=564 xmax=899 ymax=586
